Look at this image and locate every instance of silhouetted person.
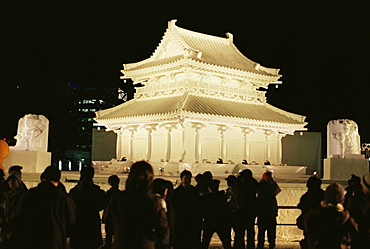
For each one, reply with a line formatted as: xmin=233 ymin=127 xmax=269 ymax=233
xmin=304 ymin=183 xmax=358 ymax=249
xmin=164 ymin=179 xmax=176 ymax=248
xmin=19 ymin=166 xmax=75 ymax=249
xmin=257 ymin=171 xmax=281 ymax=249
xmin=0 ymin=169 xmax=4 ymax=182
xmin=172 ymin=170 xmax=202 ymax=249
xmin=69 ymin=166 xmax=107 ymax=249
xmin=296 ymin=176 xmax=324 ymax=249
xmin=233 ymin=169 xmax=259 ymax=249
xmin=344 ymin=174 xmax=364 ymax=223
xmin=0 ymin=170 xmax=28 ymax=248
xmin=104 ymin=161 xmax=170 ymax=249
xmin=103 ymin=175 xmax=121 ymax=249
xmin=201 ymin=179 xmax=232 ymax=249
xmin=195 ymin=173 xmax=208 ymax=196
xmin=224 ymin=175 xmax=236 ymax=204
xmin=0 ymin=169 xmax=7 ymax=205
xmin=153 ymin=178 xmax=172 ymax=249
xmin=352 ymin=172 xmax=370 ymax=248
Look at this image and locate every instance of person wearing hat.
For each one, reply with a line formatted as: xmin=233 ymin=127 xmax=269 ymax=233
xmin=304 ymin=183 xmax=358 ymax=249
xmin=0 ymin=169 xmax=28 ymax=248
xmin=8 ymin=165 xmax=23 ymax=174
xmin=7 ymin=165 xmax=28 ymax=190
xmin=69 ymin=166 xmax=107 ymax=249
xmin=18 ymin=165 xmax=76 ymax=249
xmin=256 ymin=171 xmax=281 ymax=249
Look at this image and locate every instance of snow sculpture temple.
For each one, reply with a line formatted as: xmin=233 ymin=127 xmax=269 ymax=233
xmin=95 ymin=20 xmax=307 ymax=173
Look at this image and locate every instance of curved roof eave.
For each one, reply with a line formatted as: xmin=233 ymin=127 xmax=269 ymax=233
xmin=95 ymin=111 xmax=306 ymax=131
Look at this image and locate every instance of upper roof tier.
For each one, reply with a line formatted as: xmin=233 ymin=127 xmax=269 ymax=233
xmin=123 ymin=20 xmax=281 ymax=80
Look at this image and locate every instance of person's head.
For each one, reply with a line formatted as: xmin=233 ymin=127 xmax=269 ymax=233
xmin=349 ymin=174 xmax=361 ymax=187
xmin=195 ymin=174 xmax=204 ymax=184
xmin=208 ymin=179 xmax=220 ymax=193
xmin=80 ymin=166 xmax=95 ymax=182
xmin=361 ymin=172 xmax=370 ymax=194
xmin=262 ymin=171 xmax=273 ymax=181
xmin=239 ymin=169 xmax=253 ymax=179
xmin=8 ymin=165 xmax=23 ymax=175
xmin=180 ymin=170 xmax=192 ymax=187
xmin=108 ymin=175 xmax=120 ymax=187
xmin=306 ymin=176 xmax=322 ymax=189
xmin=153 ymin=178 xmax=168 ymax=198
xmin=7 ymin=171 xmax=21 ymax=191
xmin=164 ymin=180 xmax=174 ymax=198
xmin=225 ymin=175 xmax=236 ymax=187
xmin=324 ymin=183 xmax=345 ymax=205
xmin=125 ymin=161 xmax=154 ymax=194
xmin=203 ymin=171 xmax=213 ymax=182
xmin=42 ymin=166 xmax=61 ymax=184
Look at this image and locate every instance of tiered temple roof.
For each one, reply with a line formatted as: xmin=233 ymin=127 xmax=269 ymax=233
xmin=96 ymin=20 xmax=306 ymax=132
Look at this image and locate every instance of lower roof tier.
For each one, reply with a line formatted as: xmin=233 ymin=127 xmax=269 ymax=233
xmin=95 ymin=92 xmax=306 ymax=130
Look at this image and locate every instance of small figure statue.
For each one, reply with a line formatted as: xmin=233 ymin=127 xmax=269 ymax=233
xmin=14 ymin=114 xmax=48 ymax=152
xmin=327 ymin=119 xmax=361 ymax=158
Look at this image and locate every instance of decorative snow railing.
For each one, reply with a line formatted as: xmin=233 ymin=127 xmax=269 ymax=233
xmin=135 ymin=81 xmax=266 ymax=102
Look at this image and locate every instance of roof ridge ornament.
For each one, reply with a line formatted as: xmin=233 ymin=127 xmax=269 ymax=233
xmin=168 ymin=19 xmax=177 ymax=30
xmin=226 ymin=32 xmax=233 ymax=43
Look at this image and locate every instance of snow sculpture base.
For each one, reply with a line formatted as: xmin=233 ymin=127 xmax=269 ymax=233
xmin=323 ymin=157 xmax=369 ymax=180
xmin=3 ymin=149 xmax=51 ymax=173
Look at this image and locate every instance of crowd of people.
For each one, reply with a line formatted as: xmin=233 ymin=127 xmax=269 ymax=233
xmin=296 ymin=172 xmax=370 ymax=249
xmin=0 ymin=161 xmax=369 ymax=249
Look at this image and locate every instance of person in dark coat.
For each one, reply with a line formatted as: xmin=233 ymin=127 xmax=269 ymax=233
xmin=257 ymin=171 xmax=281 ymax=249
xmin=164 ymin=179 xmax=176 ymax=248
xmin=69 ymin=166 xmax=107 ymax=249
xmin=104 ymin=161 xmax=170 ymax=249
xmin=304 ymin=183 xmax=358 ymax=249
xmin=201 ymin=179 xmax=232 ymax=249
xmin=224 ymin=175 xmax=236 ymax=203
xmin=153 ymin=178 xmax=172 ymax=249
xmin=0 ymin=170 xmax=28 ymax=248
xmin=19 ymin=166 xmax=75 ymax=249
xmin=344 ymin=174 xmax=364 ymax=224
xmin=172 ymin=170 xmax=202 ymax=249
xmin=351 ymin=172 xmax=370 ymax=248
xmin=102 ymin=175 xmax=121 ymax=249
xmin=232 ymin=169 xmax=259 ymax=249
xmin=296 ymin=176 xmax=324 ymax=249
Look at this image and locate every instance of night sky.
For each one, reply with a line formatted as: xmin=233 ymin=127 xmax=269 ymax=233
xmin=1 ymin=1 xmax=370 ymax=145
